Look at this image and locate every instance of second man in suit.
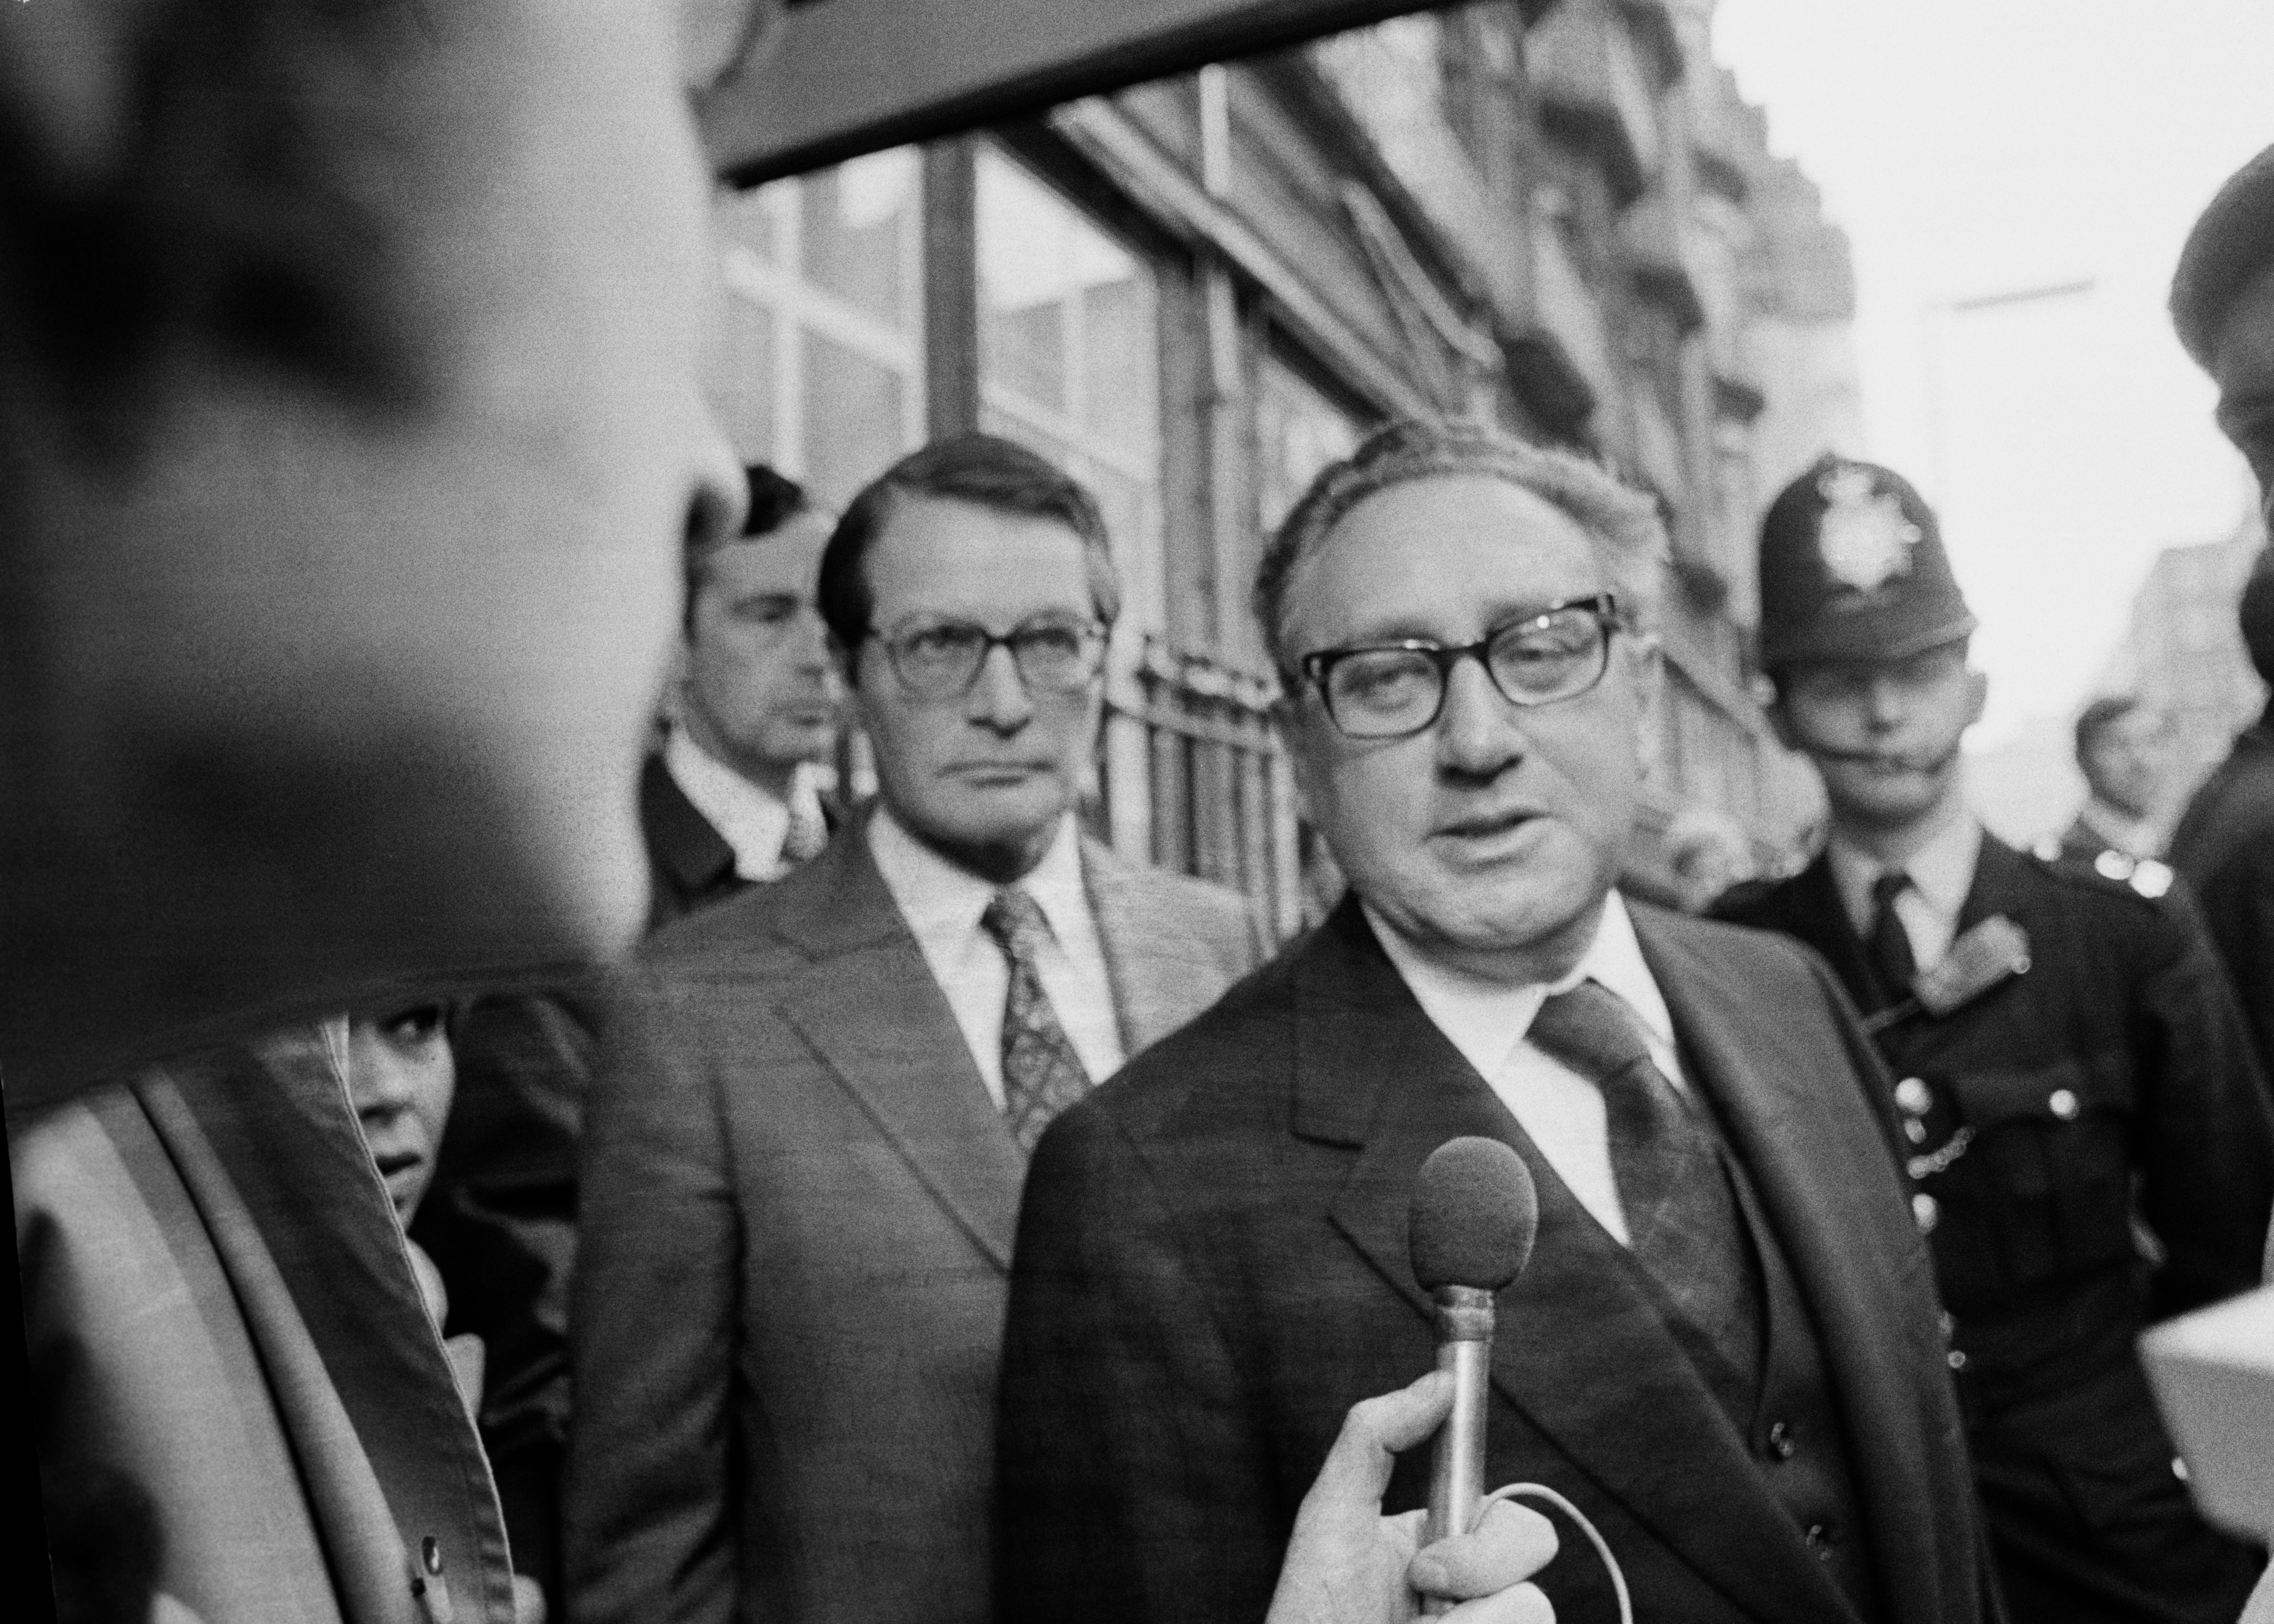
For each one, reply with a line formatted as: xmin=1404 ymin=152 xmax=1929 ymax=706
xmin=565 ymin=433 xmax=1269 ymax=1624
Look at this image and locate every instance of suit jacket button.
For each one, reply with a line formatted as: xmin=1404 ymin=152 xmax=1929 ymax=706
xmin=422 ymin=1537 xmax=444 ymax=1577
xmin=1947 ymin=1348 xmax=1968 ymax=1371
xmin=1912 ymin=1192 xmax=1939 ymax=1233
xmin=2048 ymin=1088 xmax=2080 ymax=1120
xmin=1767 ymin=1420 xmax=1796 ymax=1459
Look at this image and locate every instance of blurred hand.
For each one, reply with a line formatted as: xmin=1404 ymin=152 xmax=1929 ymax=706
xmin=1266 ymin=1371 xmax=1557 ymax=1624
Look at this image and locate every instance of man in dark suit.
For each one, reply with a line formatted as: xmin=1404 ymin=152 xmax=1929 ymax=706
xmin=643 ymin=463 xmax=843 ymax=928
xmin=1720 ymin=455 xmax=2273 ymax=1622
xmin=2168 ymin=146 xmax=2274 ymax=1091
xmin=998 ymin=418 xmax=1991 ymax=1624
xmin=565 ymin=433 xmax=1270 ymax=1624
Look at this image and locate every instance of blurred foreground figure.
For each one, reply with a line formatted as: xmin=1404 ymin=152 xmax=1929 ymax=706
xmin=0 ymin=4 xmax=1572 ymax=1622
xmin=2171 ymin=138 xmax=2274 ymax=1624
xmin=3 ymin=1 xmax=736 ymax=1619
xmin=1722 ymin=456 xmax=2272 ymax=1623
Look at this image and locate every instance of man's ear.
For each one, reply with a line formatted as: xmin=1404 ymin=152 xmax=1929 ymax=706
xmin=1966 ymin=667 xmax=1989 ymax=728
xmin=1626 ymin=632 xmax=1665 ymax=767
xmin=1272 ymin=696 xmax=1317 ymax=824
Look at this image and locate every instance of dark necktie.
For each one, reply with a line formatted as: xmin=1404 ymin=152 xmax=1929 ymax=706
xmin=1867 ymin=869 xmax=1917 ymax=1000
xmin=980 ymin=888 xmax=1094 ymax=1153
xmin=1527 ymin=980 xmax=1761 ymax=1384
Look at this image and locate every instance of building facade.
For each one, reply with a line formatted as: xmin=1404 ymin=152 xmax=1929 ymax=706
xmin=704 ymin=0 xmax=1857 ymax=930
xmin=2103 ymin=505 xmax=2270 ymax=806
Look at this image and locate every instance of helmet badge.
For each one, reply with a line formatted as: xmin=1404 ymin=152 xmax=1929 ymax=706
xmin=1815 ymin=464 xmax=1922 ymax=594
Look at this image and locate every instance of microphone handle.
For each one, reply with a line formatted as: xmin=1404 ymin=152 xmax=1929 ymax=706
xmin=1422 ymin=1286 xmax=1495 ymax=1618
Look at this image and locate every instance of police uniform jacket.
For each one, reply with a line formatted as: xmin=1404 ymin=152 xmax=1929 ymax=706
xmin=1722 ymin=836 xmax=2271 ymax=1370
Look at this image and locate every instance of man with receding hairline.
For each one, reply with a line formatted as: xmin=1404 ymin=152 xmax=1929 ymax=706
xmin=998 ymin=418 xmax=1991 ymax=1624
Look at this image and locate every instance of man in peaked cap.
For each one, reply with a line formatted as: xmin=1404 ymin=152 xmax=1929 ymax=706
xmin=1719 ymin=454 xmax=2274 ymax=1623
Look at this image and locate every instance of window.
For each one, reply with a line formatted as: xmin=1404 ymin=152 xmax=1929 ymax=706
xmin=974 ymin=147 xmax=1165 ymax=632
xmin=1255 ymin=353 xmax=1366 ymax=535
xmin=708 ymin=149 xmax=926 ymax=509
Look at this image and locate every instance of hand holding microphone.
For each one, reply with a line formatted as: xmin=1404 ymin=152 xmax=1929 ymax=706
xmin=1265 ymin=1370 xmax=1556 ymax=1624
xmin=1264 ymin=1137 xmax=1558 ymax=1624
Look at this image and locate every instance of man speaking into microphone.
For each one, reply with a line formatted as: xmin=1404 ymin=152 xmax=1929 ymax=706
xmin=997 ymin=419 xmax=1992 ymax=1624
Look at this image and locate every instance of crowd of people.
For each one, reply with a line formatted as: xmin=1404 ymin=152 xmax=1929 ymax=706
xmin=12 ymin=7 xmax=2274 ymax=1624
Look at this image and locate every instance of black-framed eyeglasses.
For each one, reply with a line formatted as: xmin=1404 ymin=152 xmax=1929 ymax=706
xmin=1297 ymin=593 xmax=1625 ymax=740
xmin=875 ymin=614 xmax=1107 ymax=700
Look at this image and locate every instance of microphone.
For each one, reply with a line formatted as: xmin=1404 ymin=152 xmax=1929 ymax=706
xmin=1408 ymin=1135 xmax=1540 ymax=1609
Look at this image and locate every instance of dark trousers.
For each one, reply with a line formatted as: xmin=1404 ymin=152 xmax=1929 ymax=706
xmin=1971 ymin=1355 xmax=2264 ymax=1624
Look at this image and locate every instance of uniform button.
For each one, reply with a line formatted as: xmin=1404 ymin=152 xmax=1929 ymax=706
xmin=1894 ymin=1077 xmax=1932 ymax=1115
xmin=1767 ymin=1420 xmax=1796 ymax=1460
xmin=1912 ymin=1192 xmax=1939 ymax=1233
xmin=1904 ymin=1118 xmax=1928 ymax=1144
xmin=2048 ymin=1088 xmax=2080 ymax=1120
xmin=422 ymin=1537 xmax=443 ymax=1577
xmin=1947 ymin=1348 xmax=1968 ymax=1371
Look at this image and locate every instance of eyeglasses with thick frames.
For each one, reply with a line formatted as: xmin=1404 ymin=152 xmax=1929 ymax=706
xmin=875 ymin=614 xmax=1107 ymax=700
xmin=1298 ymin=593 xmax=1625 ymax=740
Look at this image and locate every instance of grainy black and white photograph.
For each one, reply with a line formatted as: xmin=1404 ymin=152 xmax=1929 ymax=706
xmin=6 ymin=2 xmax=2274 ymax=1622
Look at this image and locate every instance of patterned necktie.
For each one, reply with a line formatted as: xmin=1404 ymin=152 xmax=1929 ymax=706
xmin=980 ymin=888 xmax=1094 ymax=1153
xmin=1867 ymin=869 xmax=1917 ymax=1001
xmin=1527 ymin=980 xmax=1761 ymax=1385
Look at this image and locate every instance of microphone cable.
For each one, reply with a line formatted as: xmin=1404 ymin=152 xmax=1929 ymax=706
xmin=1478 ymin=1481 xmax=1634 ymax=1624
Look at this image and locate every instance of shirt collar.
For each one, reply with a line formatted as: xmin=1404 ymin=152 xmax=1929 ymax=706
xmin=867 ymin=801 xmax=1089 ymax=945
xmin=664 ymin=726 xmax=812 ymax=881
xmin=1366 ymin=890 xmax=1675 ymax=1075
xmin=1826 ymin=811 xmax=1981 ymax=934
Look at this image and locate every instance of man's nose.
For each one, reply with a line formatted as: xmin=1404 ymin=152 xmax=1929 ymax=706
xmin=967 ymin=642 xmax=1035 ymax=732
xmin=790 ymin=605 xmax=833 ymax=670
xmin=1862 ymin=675 xmax=1907 ymax=728
xmin=1434 ymin=654 xmax=1525 ymax=778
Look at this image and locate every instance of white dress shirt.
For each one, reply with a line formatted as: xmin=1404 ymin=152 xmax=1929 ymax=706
xmin=663 ymin=727 xmax=825 ymax=883
xmin=1826 ymin=812 xmax=1982 ymax=974
xmin=1369 ymin=892 xmax=1681 ymax=1246
xmin=868 ymin=805 xmax=1126 ymax=1108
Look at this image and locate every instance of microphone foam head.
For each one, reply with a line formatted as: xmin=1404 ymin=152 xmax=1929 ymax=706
xmin=1408 ymin=1136 xmax=1540 ymax=1293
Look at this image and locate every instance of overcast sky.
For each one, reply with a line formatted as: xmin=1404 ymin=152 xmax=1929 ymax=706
xmin=1714 ymin=0 xmax=2272 ymax=747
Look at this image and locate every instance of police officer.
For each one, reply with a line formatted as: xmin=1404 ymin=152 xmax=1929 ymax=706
xmin=1719 ymin=454 xmax=2274 ymax=1624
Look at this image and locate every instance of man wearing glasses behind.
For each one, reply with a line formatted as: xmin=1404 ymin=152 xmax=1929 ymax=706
xmin=565 ymin=433 xmax=1269 ymax=1624
xmin=998 ymin=419 xmax=1992 ymax=1624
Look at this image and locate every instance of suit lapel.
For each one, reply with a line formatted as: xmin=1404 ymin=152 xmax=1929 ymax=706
xmin=640 ymin=752 xmax=735 ymax=899
xmin=1300 ymin=905 xmax=1854 ymax=1624
xmin=1636 ymin=907 xmax=1943 ymax=1624
xmin=772 ymin=823 xmax=1026 ymax=1273
xmin=1083 ymin=838 xmax=1212 ymax=1057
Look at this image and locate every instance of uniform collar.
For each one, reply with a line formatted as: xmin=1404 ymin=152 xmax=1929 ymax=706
xmin=1826 ymin=811 xmax=1981 ymax=937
